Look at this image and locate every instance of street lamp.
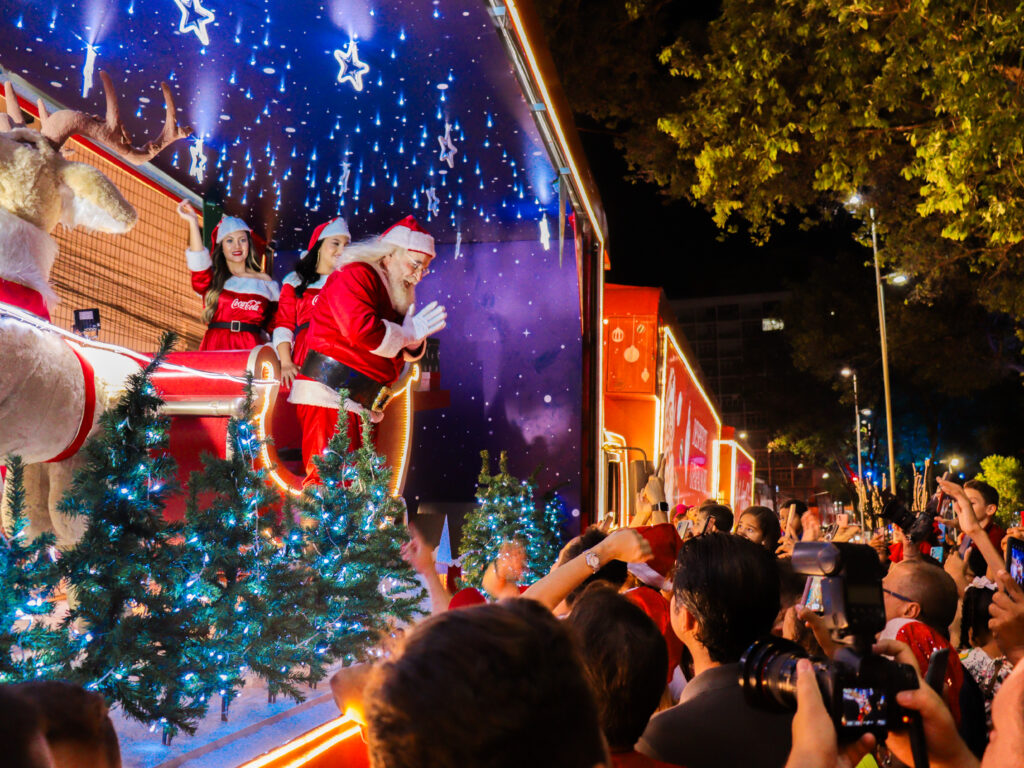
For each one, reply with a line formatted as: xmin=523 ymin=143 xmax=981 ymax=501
xmin=840 ymin=368 xmax=863 ymax=484
xmin=848 ymin=195 xmax=898 ymax=492
xmin=949 ymin=457 xmax=962 ymax=470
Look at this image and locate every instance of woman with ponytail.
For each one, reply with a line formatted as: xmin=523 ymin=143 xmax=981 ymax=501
xmin=177 ymin=201 xmax=280 ymax=350
xmin=271 ymin=217 xmax=350 ymax=386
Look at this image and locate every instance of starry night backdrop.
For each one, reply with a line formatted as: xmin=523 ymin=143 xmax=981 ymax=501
xmin=0 ymin=0 xmax=563 ymax=248
xmin=1 ymin=0 xmax=585 ymax=511
xmin=404 ymin=240 xmax=583 ymax=516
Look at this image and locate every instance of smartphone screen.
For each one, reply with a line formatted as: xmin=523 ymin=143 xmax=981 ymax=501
xmin=840 ymin=687 xmax=887 ymax=728
xmin=802 ymin=576 xmax=825 ymax=614
xmin=676 ymin=519 xmax=693 ymax=539
xmin=930 ymin=545 xmax=945 ymax=564
xmin=1007 ymin=539 xmax=1024 ymax=587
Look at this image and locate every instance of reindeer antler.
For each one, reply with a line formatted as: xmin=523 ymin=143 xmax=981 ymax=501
xmin=0 ymin=80 xmax=28 ymax=132
xmin=38 ymin=71 xmax=192 ymax=164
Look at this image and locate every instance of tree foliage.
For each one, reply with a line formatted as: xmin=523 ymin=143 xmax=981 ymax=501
xmin=976 ymin=454 xmax=1024 ymax=528
xmin=545 ymin=0 xmax=1024 ymax=324
xmin=0 ymin=456 xmax=62 ymax=682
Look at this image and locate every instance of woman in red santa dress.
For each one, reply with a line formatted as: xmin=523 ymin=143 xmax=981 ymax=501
xmin=176 ymin=201 xmax=279 ymax=350
xmin=289 ymin=215 xmax=446 ymax=485
xmin=271 ymin=217 xmax=350 ymax=386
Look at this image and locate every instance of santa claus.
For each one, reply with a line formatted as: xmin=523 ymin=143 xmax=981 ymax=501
xmin=289 ymin=215 xmax=447 ymax=485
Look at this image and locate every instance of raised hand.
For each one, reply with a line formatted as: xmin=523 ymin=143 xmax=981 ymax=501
xmin=402 ymin=300 xmax=447 ymax=343
xmin=176 ymin=199 xmax=199 ymax=223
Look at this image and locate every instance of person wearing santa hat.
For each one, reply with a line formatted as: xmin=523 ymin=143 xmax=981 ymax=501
xmin=291 ymin=215 xmax=447 ymax=485
xmin=271 ymin=217 xmax=351 ymax=387
xmin=177 ymin=201 xmax=280 ymax=351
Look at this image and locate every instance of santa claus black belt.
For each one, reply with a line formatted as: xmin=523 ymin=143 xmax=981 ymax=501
xmin=301 ymin=350 xmax=392 ymax=412
xmin=209 ymin=320 xmax=264 ymax=333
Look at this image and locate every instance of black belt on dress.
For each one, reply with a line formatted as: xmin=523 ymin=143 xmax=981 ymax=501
xmin=295 ymin=321 xmax=310 ymax=334
xmin=209 ymin=320 xmax=264 ymax=334
xmin=300 ymin=350 xmax=393 ymax=412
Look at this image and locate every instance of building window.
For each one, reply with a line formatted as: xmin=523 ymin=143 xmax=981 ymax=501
xmin=762 ymin=317 xmax=785 ymax=332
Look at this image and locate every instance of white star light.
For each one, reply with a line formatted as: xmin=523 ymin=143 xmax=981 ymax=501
xmin=454 ymin=228 xmax=462 ymax=259
xmin=426 ymin=186 xmax=440 ymax=217
xmin=334 ymin=40 xmax=371 ymax=92
xmin=539 ymin=214 xmax=551 ymax=251
xmin=339 ymin=160 xmax=351 ymax=195
xmin=173 ymin=0 xmax=215 ymax=46
xmin=437 ymin=121 xmax=457 ymax=168
xmin=82 ymin=41 xmax=99 ymax=98
xmin=189 ymin=137 xmax=207 ymax=182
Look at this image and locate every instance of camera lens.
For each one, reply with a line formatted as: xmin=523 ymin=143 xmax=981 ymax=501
xmin=739 ymin=637 xmax=808 ymax=711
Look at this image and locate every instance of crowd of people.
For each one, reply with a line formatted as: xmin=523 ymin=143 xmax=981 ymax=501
xmin=346 ymin=474 xmax=1024 ymax=768
xmin=2 ymin=476 xmax=1023 ymax=767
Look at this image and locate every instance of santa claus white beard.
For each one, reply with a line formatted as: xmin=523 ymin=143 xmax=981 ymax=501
xmin=383 ymin=266 xmax=416 ymax=314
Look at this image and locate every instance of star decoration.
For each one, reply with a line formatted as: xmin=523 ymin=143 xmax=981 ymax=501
xmin=334 ymin=40 xmax=371 ymax=92
xmin=454 ymin=228 xmax=463 ymax=259
xmin=426 ymin=186 xmax=440 ymax=217
xmin=437 ymin=121 xmax=457 ymax=168
xmin=173 ymin=0 xmax=215 ymax=46
xmin=189 ymin=137 xmax=207 ymax=182
xmin=539 ymin=214 xmax=551 ymax=251
xmin=339 ymin=160 xmax=352 ymax=195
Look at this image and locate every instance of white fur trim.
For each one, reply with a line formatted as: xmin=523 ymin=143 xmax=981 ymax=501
xmin=271 ymin=326 xmax=294 ymax=348
xmin=288 ymin=378 xmax=340 ymax=409
xmin=283 ymin=271 xmax=328 ymax=290
xmin=319 ymin=217 xmax=351 ymax=241
xmin=223 ymin=276 xmax=280 ymax=301
xmin=344 ymin=398 xmax=384 ymax=423
xmin=879 ymin=617 xmax=917 ymax=642
xmin=371 ymin=319 xmax=408 ymax=358
xmin=186 ymin=248 xmax=213 ymax=271
xmin=216 ymin=216 xmax=250 ymax=241
xmin=0 ymin=209 xmax=59 ymax=309
xmin=381 ymin=227 xmax=435 ymax=257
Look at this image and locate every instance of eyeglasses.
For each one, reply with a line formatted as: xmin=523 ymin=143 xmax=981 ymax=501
xmin=882 ymin=587 xmax=915 ymax=604
xmin=405 ymin=253 xmax=429 ymax=277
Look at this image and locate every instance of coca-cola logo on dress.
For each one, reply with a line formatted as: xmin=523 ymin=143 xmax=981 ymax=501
xmin=231 ymin=298 xmax=263 ymax=312
xmin=312 ymin=295 xmax=320 ymax=306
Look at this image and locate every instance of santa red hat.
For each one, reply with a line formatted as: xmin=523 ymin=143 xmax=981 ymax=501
xmin=380 ymin=215 xmax=435 ymax=257
xmin=448 ymin=587 xmax=488 ymax=610
xmin=307 ymin=217 xmax=351 ymax=251
xmin=627 ymin=524 xmax=682 ymax=591
xmin=212 ymin=215 xmax=251 ymax=246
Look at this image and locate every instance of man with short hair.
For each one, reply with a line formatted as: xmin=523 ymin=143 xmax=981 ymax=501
xmin=637 ymin=533 xmax=791 ymax=768
xmin=12 ymin=681 xmax=120 ymax=768
xmin=880 ymin=560 xmax=986 ymax=753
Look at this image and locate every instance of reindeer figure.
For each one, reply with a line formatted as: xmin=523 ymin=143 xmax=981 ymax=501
xmin=0 ymin=72 xmax=190 ymax=546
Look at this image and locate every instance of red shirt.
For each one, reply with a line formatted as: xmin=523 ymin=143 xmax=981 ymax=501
xmin=188 ymin=250 xmax=279 ymax=351
xmin=626 ymin=587 xmax=684 ymax=683
xmin=880 ymin=618 xmax=964 ymax=725
xmin=271 ymin=272 xmax=328 ymax=366
xmin=305 ymin=261 xmax=407 ymax=385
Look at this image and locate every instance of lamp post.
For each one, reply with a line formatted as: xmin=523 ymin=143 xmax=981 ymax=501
xmin=840 ymin=368 xmax=863 ymax=484
xmin=870 ymin=207 xmax=898 ymax=492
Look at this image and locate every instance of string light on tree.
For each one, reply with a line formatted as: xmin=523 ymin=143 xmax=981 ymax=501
xmin=172 ymin=0 xmax=215 ymax=46
xmin=334 ymin=39 xmax=371 ymax=92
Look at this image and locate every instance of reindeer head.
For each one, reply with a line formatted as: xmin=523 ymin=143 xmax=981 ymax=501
xmin=0 ymin=73 xmax=191 ymax=238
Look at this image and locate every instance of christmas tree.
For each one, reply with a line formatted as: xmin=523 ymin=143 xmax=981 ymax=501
xmin=185 ymin=380 xmax=328 ymax=712
xmin=184 ymin=379 xmax=281 ymax=718
xmin=300 ymin=401 xmax=423 ymax=669
xmin=58 ymin=333 xmax=208 ymax=739
xmin=459 ymin=451 xmax=564 ymax=587
xmin=0 ymin=456 xmax=63 ymax=682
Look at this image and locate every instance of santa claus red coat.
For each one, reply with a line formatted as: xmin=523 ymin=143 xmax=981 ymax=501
xmin=289 ymin=260 xmax=425 ymax=483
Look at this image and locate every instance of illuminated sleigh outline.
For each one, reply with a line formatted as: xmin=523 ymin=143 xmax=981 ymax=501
xmin=154 ymin=345 xmax=420 ymax=510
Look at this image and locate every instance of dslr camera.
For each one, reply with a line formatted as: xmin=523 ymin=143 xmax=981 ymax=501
xmin=740 ymin=542 xmax=927 ymax=766
xmin=879 ymin=492 xmax=938 ymax=545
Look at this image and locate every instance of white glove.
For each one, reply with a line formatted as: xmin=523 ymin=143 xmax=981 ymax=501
xmin=401 ymin=301 xmax=447 ymax=345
